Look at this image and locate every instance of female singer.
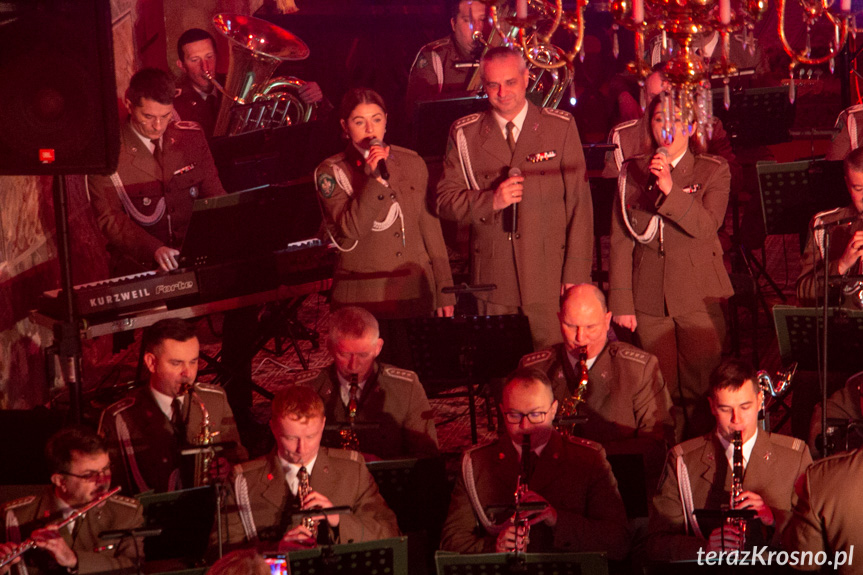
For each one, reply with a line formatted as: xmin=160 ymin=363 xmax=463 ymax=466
xmin=315 ymin=88 xmax=455 ymax=321
xmin=609 ymin=95 xmax=733 ymax=439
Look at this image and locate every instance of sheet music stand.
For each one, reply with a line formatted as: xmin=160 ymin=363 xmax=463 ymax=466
xmin=773 ymin=305 xmax=863 ymax=372
xmin=285 ymin=536 xmax=408 ymax=575
xmin=712 ymin=86 xmax=795 ymax=147
xmin=589 ymin=177 xmax=617 ymax=288
xmin=406 ymin=314 xmax=533 ymax=443
xmin=412 ymin=95 xmax=489 ymax=159
xmin=435 ymin=551 xmax=608 ymax=575
xmin=137 ymin=485 xmax=216 ymax=564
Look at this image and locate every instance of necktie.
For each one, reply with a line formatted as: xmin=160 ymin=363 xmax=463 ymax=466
xmin=506 ymin=121 xmax=517 ymax=155
xmin=171 ymin=398 xmax=185 ymax=440
xmin=151 ymin=138 xmax=162 ymax=167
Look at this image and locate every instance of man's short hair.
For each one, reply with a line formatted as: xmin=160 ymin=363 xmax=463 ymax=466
xmin=141 ymin=318 xmax=197 ymax=355
xmin=503 ymin=367 xmax=553 ymax=395
xmin=207 ymin=549 xmax=269 ymax=575
xmin=272 ymin=384 xmax=325 ymax=422
xmin=562 ymin=284 xmax=608 ymax=313
xmin=45 ymin=426 xmax=107 ymax=475
xmin=845 ymin=146 xmax=863 ymax=176
xmin=708 ymin=358 xmax=759 ymax=397
xmin=177 ymin=28 xmax=216 ymax=62
xmin=126 ymin=67 xmax=176 ymax=107
xmin=328 ymin=306 xmax=380 ymax=344
xmin=480 ymin=46 xmax=526 ymax=76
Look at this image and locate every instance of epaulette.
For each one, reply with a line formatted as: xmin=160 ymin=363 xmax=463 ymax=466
xmin=326 ymin=447 xmax=364 ymax=463
xmin=390 ymin=144 xmax=419 ymax=157
xmin=675 ymin=434 xmax=711 ymax=456
xmin=292 ymin=369 xmax=322 ymax=384
xmin=541 ymin=107 xmax=573 ymax=122
xmin=697 ymin=153 xmax=724 ymax=165
xmin=812 ymin=206 xmax=843 ymax=222
xmin=615 ymin=346 xmax=650 ymax=365
xmin=838 ymin=104 xmax=863 ymax=122
xmin=194 ymin=382 xmax=225 ymax=394
xmin=520 ymin=349 xmax=552 ymax=367
xmin=108 ymin=494 xmax=139 ymax=508
xmin=106 ymin=397 xmax=135 ymax=416
xmin=383 ymin=367 xmax=416 ymax=382
xmin=564 ymin=435 xmax=602 ymax=451
xmin=236 ymin=458 xmax=268 ymax=475
xmin=612 ymin=118 xmax=640 ymax=133
xmin=454 ymin=113 xmax=481 ymax=130
xmin=426 ymin=37 xmax=451 ymax=52
xmin=2 ymin=496 xmax=36 ymax=510
xmin=768 ymin=433 xmax=806 ymax=452
xmin=173 ymin=120 xmax=202 ymax=131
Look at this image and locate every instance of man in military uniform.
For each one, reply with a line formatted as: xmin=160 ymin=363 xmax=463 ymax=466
xmin=782 ymin=447 xmax=863 ymax=574
xmin=99 ymin=319 xmax=247 ymax=494
xmin=519 ymin=284 xmax=674 ymax=488
xmin=0 ymin=427 xmax=143 ymax=575
xmin=797 ymin=146 xmax=863 ymax=308
xmin=406 ymin=0 xmax=488 ymax=111
xmin=88 ymin=67 xmax=226 ymax=275
xmin=825 ymin=104 xmax=863 ymax=161
xmin=292 ymin=306 xmax=439 ymax=460
xmin=808 ymin=371 xmax=863 ymax=458
xmin=220 ymin=384 xmax=399 ymax=550
xmin=436 ymin=47 xmax=594 ymax=349
xmin=644 ymin=359 xmax=812 ymax=562
xmin=440 ymin=368 xmax=630 ymax=558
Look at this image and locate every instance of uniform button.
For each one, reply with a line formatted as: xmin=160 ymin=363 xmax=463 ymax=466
xmin=475 ymin=248 xmax=480 ymax=253
xmin=515 ymin=233 xmax=520 ymax=239
xmin=480 ymin=217 xmax=487 ymax=223
xmin=396 ymin=252 xmax=402 ymax=257
xmin=394 ymin=232 xmax=400 ymax=238
xmin=540 ymin=170 xmax=545 ymax=175
xmin=377 ymin=194 xmax=384 ymax=200
xmin=390 ymin=193 xmax=396 ymax=199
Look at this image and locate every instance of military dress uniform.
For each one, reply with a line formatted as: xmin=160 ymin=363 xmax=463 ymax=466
xmin=439 ymin=432 xmax=631 ymax=559
xmin=436 ymin=103 xmax=594 ymax=349
xmin=645 ymin=431 xmax=812 ymax=562
xmin=826 ymin=104 xmax=863 ymax=161
xmin=782 ymin=447 xmax=863 ymax=574
xmin=315 ymin=144 xmax=455 ymax=318
xmin=808 ymin=371 xmax=863 ymax=456
xmin=292 ymin=362 xmax=439 ymax=460
xmin=797 ymin=204 xmax=863 ymax=307
xmin=609 ymin=150 xmax=732 ymax=438
xmin=172 ymin=75 xmax=222 ymax=138
xmin=1 ymin=487 xmax=143 ymax=575
xmin=406 ymin=36 xmax=476 ymax=111
xmin=98 ymin=382 xmax=248 ymax=495
xmin=88 ymin=120 xmax=226 ymax=274
xmin=221 ymin=448 xmax=400 ymax=549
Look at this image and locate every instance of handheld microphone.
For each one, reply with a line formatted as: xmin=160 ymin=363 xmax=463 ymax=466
xmin=369 ymin=138 xmax=390 ymax=181
xmin=645 ymin=147 xmax=670 ymax=196
xmin=509 ymin=167 xmax=522 ymax=233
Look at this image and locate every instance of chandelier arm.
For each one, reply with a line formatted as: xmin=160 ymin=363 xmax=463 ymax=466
xmin=778 ymin=0 xmax=848 ymax=65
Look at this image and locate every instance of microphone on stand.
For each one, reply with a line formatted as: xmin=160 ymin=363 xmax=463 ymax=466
xmin=369 ymin=138 xmax=390 ymax=181
xmin=509 ymin=167 xmax=522 ymax=233
xmin=645 ymin=147 xmax=670 ymax=197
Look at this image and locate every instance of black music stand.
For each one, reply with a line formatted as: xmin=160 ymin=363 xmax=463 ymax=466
xmin=283 ymin=536 xmax=408 ymax=575
xmin=773 ymin=305 xmax=863 ymax=373
xmin=820 ymin=417 xmax=863 ymax=457
xmin=137 ymin=485 xmax=216 ymax=565
xmin=435 ymin=551 xmax=608 ymax=575
xmin=406 ymin=314 xmax=533 ymax=444
xmin=412 ymin=95 xmax=489 ymax=159
xmin=589 ymin=177 xmax=617 ymax=287
xmin=365 ymin=457 xmax=449 ymax=535
xmin=712 ymin=86 xmax=795 ymax=148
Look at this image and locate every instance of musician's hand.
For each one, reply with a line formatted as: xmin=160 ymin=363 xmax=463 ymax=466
xmin=366 ymin=143 xmax=390 ymax=179
xmin=706 ymin=524 xmax=743 ymax=553
xmin=649 ymin=151 xmax=673 ymax=196
xmin=154 ymin=246 xmax=180 ymax=272
xmin=561 ymin=283 xmax=575 ymax=297
xmin=279 ymin=524 xmax=316 ymax=549
xmin=613 ymin=314 xmax=638 ymax=332
xmin=302 ymin=490 xmax=340 ymax=527
xmin=207 ymin=457 xmax=230 ymax=483
xmin=298 ymin=82 xmax=323 ymax=105
xmin=495 ymin=524 xmax=529 ymax=553
xmin=435 ymin=305 xmax=455 ymax=318
xmin=0 ymin=542 xmax=22 ymax=573
xmin=736 ymin=490 xmax=774 ymax=526
xmin=492 ymin=175 xmax=524 ymax=211
xmin=838 ymin=231 xmax=863 ymax=275
xmin=31 ymin=526 xmax=77 ymax=568
xmin=522 ymin=491 xmax=557 ymax=527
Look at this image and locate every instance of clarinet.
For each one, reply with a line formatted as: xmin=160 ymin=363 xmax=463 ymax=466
xmin=728 ymin=430 xmax=747 ymax=548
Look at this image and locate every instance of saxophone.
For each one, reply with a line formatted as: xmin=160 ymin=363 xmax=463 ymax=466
xmin=297 ymin=466 xmax=319 ymax=541
xmin=556 ymin=346 xmax=588 ymax=436
xmin=190 ymin=389 xmax=219 ymax=487
xmin=339 ymin=374 xmax=360 ymax=451
xmin=727 ymin=430 xmax=747 ymax=549
xmin=511 ymin=433 xmax=532 ymax=557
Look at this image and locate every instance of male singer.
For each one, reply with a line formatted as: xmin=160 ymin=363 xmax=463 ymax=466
xmin=436 ymin=47 xmax=594 ymax=349
xmin=644 ymin=359 xmax=812 ymax=562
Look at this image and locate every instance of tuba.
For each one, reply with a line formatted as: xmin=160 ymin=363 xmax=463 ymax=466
xmin=727 ymin=430 xmax=747 ymax=549
xmin=190 ymin=389 xmax=220 ymax=487
xmin=557 ymin=345 xmax=588 ymax=436
xmin=209 ymin=14 xmax=317 ymax=137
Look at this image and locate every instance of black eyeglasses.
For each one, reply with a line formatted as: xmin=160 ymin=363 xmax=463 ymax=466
xmin=61 ymin=466 xmax=112 ymax=482
xmin=503 ymin=408 xmax=552 ymax=425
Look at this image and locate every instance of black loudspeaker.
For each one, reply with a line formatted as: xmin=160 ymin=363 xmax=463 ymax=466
xmin=0 ymin=0 xmax=119 ymax=175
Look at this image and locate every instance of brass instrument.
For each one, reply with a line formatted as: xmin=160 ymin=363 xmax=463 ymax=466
xmin=511 ymin=433 xmax=532 ymax=557
xmin=0 ymin=487 xmax=121 ymax=569
xmin=190 ymin=389 xmax=219 ymax=487
xmin=556 ymin=345 xmax=588 ymax=436
xmin=339 ymin=374 xmax=360 ymax=451
xmin=756 ymin=362 xmax=797 ymax=432
xmin=297 ymin=466 xmax=319 ymax=541
xmin=841 ymin=216 xmax=863 ymax=309
xmin=209 ymin=13 xmax=317 ymax=136
xmin=727 ymin=430 xmax=747 ymax=549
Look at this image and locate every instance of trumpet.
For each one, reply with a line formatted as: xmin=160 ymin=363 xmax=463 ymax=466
xmin=339 ymin=374 xmax=360 ymax=451
xmin=556 ymin=345 xmax=588 ymax=436
xmin=0 ymin=487 xmax=121 ymax=569
xmin=727 ymin=431 xmax=747 ymax=549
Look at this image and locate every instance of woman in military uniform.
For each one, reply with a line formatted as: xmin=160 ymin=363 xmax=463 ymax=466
xmin=609 ymin=95 xmax=733 ymax=439
xmin=315 ymin=88 xmax=455 ymax=321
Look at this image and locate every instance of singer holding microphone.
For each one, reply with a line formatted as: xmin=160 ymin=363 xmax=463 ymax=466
xmin=609 ymin=95 xmax=733 ymax=441
xmin=315 ymin=88 xmax=455 ymax=327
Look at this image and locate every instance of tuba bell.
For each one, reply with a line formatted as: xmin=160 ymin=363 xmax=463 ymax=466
xmin=209 ymin=13 xmax=317 ymax=136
